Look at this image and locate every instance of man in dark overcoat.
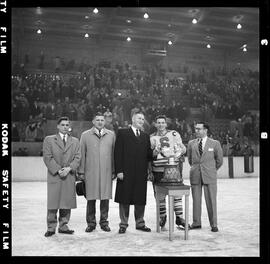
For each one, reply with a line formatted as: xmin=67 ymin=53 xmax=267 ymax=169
xmin=114 ymin=110 xmax=153 ymax=234
xmin=43 ymin=116 xmax=81 ymax=237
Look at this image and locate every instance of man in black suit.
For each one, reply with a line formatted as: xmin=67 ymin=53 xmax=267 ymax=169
xmin=114 ymin=110 xmax=153 ymax=234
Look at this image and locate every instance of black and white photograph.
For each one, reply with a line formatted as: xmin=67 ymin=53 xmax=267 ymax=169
xmin=1 ymin=0 xmax=269 ymax=260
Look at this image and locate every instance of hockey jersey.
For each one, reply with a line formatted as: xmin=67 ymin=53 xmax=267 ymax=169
xmin=150 ymin=130 xmax=186 ymax=172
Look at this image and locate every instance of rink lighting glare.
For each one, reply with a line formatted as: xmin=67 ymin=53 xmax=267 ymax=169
xmin=168 ymin=40 xmax=173 ymax=45
xmin=237 ymin=23 xmax=242 ymax=29
xmin=126 ymin=19 xmax=131 ymax=23
xmin=93 ymin=8 xmax=99 ymax=14
xmin=127 ymin=37 xmax=131 ymax=42
xmin=37 ymin=29 xmax=42 ymax=34
xmin=207 ymin=44 xmax=211 ymax=48
xmin=144 ymin=13 xmax=149 ymax=19
xmin=84 ymin=33 xmax=89 ymax=38
xmin=243 ymin=47 xmax=247 ymax=52
xmin=192 ymin=18 xmax=198 ymax=24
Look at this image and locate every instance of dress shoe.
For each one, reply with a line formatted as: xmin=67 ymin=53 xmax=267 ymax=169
xmin=189 ymin=224 xmax=202 ymax=229
xmin=211 ymin=226 xmax=219 ymax=232
xmin=118 ymin=227 xmax=126 ymax=234
xmin=58 ymin=229 xmax=74 ymax=234
xmin=44 ymin=231 xmax=55 ymax=237
xmin=101 ymin=225 xmax=111 ymax=232
xmin=85 ymin=226 xmax=96 ymax=233
xmin=136 ymin=226 xmax=151 ymax=232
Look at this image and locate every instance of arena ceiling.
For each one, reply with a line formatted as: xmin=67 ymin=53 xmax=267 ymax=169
xmin=12 ymin=7 xmax=259 ymax=52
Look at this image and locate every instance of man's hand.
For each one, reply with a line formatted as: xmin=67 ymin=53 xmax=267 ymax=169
xmin=77 ymin=173 xmax=85 ymax=181
xmin=147 ymin=171 xmax=154 ymax=182
xmin=59 ymin=167 xmax=71 ymax=178
xmin=117 ymin=172 xmax=124 ymax=180
xmin=153 ymin=148 xmax=159 ymax=156
xmin=58 ymin=168 xmax=66 ymax=178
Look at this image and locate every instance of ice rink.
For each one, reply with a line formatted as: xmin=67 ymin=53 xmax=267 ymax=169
xmin=11 ymin=176 xmax=259 ymax=257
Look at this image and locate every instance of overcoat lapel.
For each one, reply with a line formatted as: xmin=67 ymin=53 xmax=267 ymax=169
xmin=54 ymin=134 xmax=65 ymax=150
xmin=64 ymin=135 xmax=73 ymax=152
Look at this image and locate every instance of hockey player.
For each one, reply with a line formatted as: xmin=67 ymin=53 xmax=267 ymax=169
xmin=149 ymin=115 xmax=186 ymax=230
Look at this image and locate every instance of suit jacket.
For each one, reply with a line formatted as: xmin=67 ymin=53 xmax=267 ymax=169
xmin=78 ymin=127 xmax=115 ymax=200
xmin=187 ymin=137 xmax=223 ymax=185
xmin=43 ymin=134 xmax=81 ymax=209
xmin=114 ymin=128 xmax=153 ymax=205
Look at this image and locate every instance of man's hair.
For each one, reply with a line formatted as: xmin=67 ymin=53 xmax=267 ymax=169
xmin=155 ymin=115 xmax=167 ymax=122
xmin=57 ymin=116 xmax=70 ymax=124
xmin=93 ymin=112 xmax=105 ymax=119
xmin=131 ymin=109 xmax=144 ymax=118
xmin=196 ymin=121 xmax=210 ymax=131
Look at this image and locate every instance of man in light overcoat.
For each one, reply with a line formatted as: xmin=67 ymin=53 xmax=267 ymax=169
xmin=43 ymin=116 xmax=81 ymax=237
xmin=187 ymin=121 xmax=223 ymax=232
xmin=78 ymin=112 xmax=115 ymax=232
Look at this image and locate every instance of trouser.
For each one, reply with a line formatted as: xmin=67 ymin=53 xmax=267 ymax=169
xmin=119 ymin=204 xmax=146 ymax=229
xmin=86 ymin=199 xmax=109 ymax=228
xmin=191 ymin=175 xmax=217 ymax=227
xmin=152 ymin=172 xmax=183 ymax=219
xmin=47 ymin=209 xmax=71 ymax=232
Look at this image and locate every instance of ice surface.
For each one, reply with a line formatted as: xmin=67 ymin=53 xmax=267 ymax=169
xmin=12 ymin=177 xmax=259 ymax=256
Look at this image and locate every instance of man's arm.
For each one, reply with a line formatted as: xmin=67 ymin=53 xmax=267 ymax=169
xmin=68 ymin=138 xmax=82 ymax=172
xmin=77 ymin=134 xmax=86 ymax=179
xmin=42 ymin=136 xmax=62 ymax=176
xmin=214 ymin=140 xmax=223 ymax=170
xmin=187 ymin=140 xmax=192 ymax=166
xmin=114 ymin=129 xmax=124 ymax=175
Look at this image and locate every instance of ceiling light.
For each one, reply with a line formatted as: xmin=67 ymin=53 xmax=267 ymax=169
xmin=144 ymin=13 xmax=149 ymax=19
xmin=243 ymin=47 xmax=247 ymax=52
xmin=84 ymin=33 xmax=89 ymax=38
xmin=126 ymin=19 xmax=131 ymax=23
xmin=36 ymin=7 xmax=42 ymax=15
xmin=85 ymin=15 xmax=89 ymax=19
xmin=237 ymin=23 xmax=242 ymax=29
xmin=168 ymin=40 xmax=173 ymax=45
xmin=207 ymin=44 xmax=211 ymax=48
xmin=243 ymin=44 xmax=247 ymax=48
xmin=37 ymin=29 xmax=42 ymax=34
xmin=127 ymin=37 xmax=131 ymax=42
xmin=93 ymin=8 xmax=99 ymax=14
xmin=192 ymin=18 xmax=198 ymax=24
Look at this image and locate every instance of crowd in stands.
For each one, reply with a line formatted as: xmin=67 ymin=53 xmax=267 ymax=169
xmin=12 ymin=59 xmax=259 ymax=156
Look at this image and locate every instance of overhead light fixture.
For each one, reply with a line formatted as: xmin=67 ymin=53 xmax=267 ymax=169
xmin=126 ymin=19 xmax=132 ymax=23
xmin=84 ymin=33 xmax=89 ymax=38
xmin=36 ymin=7 xmax=42 ymax=15
xmin=37 ymin=29 xmax=42 ymax=34
xmin=127 ymin=37 xmax=131 ymax=42
xmin=144 ymin=13 xmax=149 ymax=19
xmin=85 ymin=15 xmax=89 ymax=19
xmin=168 ymin=40 xmax=173 ymax=45
xmin=207 ymin=44 xmax=211 ymax=48
xmin=192 ymin=18 xmax=198 ymax=24
xmin=93 ymin=8 xmax=99 ymax=14
xmin=237 ymin=23 xmax=242 ymax=29
xmin=243 ymin=47 xmax=247 ymax=52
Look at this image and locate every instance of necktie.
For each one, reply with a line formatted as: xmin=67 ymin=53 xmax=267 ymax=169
xmin=198 ymin=138 xmax=203 ymax=156
xmin=63 ymin=135 xmax=66 ymax=146
xmin=98 ymin=130 xmax=102 ymax=138
xmin=136 ymin=129 xmax=140 ymax=137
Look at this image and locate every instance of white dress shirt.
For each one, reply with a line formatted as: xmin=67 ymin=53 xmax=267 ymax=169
xmin=131 ymin=125 xmax=140 ymax=136
xmin=59 ymin=132 xmax=68 ymax=142
xmin=198 ymin=136 xmax=208 ymax=151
